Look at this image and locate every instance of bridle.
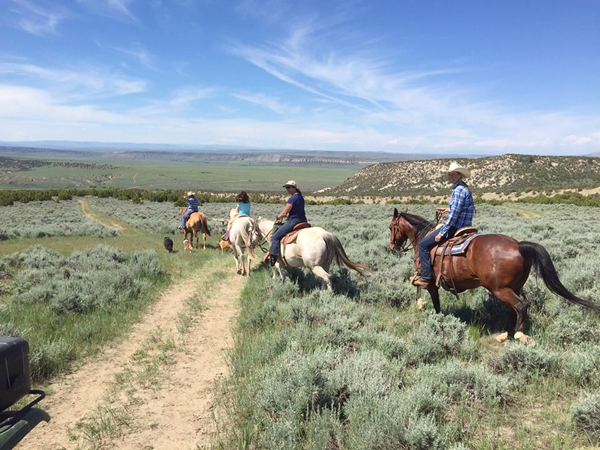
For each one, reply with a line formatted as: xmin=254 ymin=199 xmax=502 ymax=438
xmin=390 ymin=217 xmax=412 ymax=253
xmin=390 ymin=215 xmax=438 ymax=254
xmin=248 ymin=220 xmax=273 ymax=253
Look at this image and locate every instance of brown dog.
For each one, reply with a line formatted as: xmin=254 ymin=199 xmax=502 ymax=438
xmin=183 ymin=239 xmax=193 ymax=252
xmin=217 ymin=238 xmax=232 ymax=253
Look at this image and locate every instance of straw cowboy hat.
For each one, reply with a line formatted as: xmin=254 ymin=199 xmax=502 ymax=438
xmin=186 ymin=191 xmax=196 ymax=196
xmin=283 ymin=180 xmax=298 ymax=188
xmin=447 ymin=162 xmax=471 ymax=178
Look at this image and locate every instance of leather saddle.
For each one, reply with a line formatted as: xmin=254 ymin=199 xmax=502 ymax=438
xmin=282 ymin=222 xmax=311 ymax=245
xmin=434 ymin=227 xmax=479 ymax=256
xmin=430 ymin=227 xmax=479 ymax=295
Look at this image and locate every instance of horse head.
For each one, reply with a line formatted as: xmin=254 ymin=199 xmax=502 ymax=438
xmin=389 ymin=208 xmax=410 ymax=251
xmin=249 ymin=218 xmax=273 ymax=249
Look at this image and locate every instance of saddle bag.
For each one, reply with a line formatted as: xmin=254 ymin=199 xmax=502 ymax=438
xmin=0 ymin=337 xmax=31 ymax=412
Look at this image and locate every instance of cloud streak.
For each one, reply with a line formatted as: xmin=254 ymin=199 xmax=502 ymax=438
xmin=9 ymin=0 xmax=70 ymax=35
xmin=0 ymin=60 xmax=147 ymax=97
xmin=226 ymin=17 xmax=600 ymax=153
xmin=76 ymin=0 xmax=138 ymax=23
xmin=232 ymin=92 xmax=297 ymax=114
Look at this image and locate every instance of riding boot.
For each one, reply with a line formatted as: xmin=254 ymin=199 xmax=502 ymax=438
xmin=269 ymin=254 xmax=278 ymax=267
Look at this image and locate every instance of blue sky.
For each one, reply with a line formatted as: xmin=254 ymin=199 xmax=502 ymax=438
xmin=0 ymin=0 xmax=599 ymax=154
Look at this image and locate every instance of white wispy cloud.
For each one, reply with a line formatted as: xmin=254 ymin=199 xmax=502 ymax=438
xmin=226 ymin=17 xmax=600 ymax=153
xmin=113 ymin=45 xmax=158 ymax=71
xmin=232 ymin=92 xmax=297 ymax=114
xmin=0 ymin=84 xmax=136 ymax=124
xmin=0 ymin=61 xmax=147 ymax=97
xmin=76 ymin=0 xmax=138 ymax=23
xmin=9 ymin=0 xmax=70 ymax=35
xmin=170 ymin=86 xmax=218 ymax=106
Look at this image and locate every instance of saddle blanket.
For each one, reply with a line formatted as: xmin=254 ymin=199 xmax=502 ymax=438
xmin=435 ymin=233 xmax=480 ymax=256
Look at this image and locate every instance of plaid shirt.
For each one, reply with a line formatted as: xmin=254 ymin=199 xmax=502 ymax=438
xmin=186 ymin=196 xmax=199 ymax=211
xmin=439 ymin=180 xmax=475 ymax=237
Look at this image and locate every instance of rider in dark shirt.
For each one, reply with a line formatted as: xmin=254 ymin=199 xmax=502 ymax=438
xmin=269 ymin=180 xmax=307 ymax=266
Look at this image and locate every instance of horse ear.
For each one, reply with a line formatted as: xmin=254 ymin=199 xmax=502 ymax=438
xmin=403 ymin=208 xmax=408 ymax=213
xmin=393 ymin=208 xmax=399 ymax=218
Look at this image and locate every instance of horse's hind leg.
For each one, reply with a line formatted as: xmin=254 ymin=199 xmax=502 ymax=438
xmin=202 ymin=232 xmax=207 ymax=250
xmin=492 ymin=287 xmax=531 ymax=341
xmin=311 ymin=265 xmax=333 ymax=291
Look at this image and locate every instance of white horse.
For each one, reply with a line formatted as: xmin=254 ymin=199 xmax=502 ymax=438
xmin=228 ymin=209 xmax=256 ymax=276
xmin=251 ymin=218 xmax=368 ymax=290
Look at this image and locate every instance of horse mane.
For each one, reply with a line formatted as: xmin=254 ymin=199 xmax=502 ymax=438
xmin=400 ymin=212 xmax=434 ymax=236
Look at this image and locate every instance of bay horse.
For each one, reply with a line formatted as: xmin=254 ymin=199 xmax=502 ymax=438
xmin=389 ymin=208 xmax=600 ymax=341
xmin=252 ymin=218 xmax=368 ymax=290
xmin=180 ymin=209 xmax=211 ymax=250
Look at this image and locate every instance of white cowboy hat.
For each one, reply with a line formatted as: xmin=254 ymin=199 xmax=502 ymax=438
xmin=186 ymin=191 xmax=196 ymax=196
xmin=447 ymin=162 xmax=471 ymax=178
xmin=283 ymin=180 xmax=297 ymax=188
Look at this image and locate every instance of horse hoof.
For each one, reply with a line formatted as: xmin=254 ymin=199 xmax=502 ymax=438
xmin=514 ymin=332 xmax=534 ymax=345
xmin=237 ymin=269 xmax=242 ymax=275
xmin=494 ymin=332 xmax=509 ymax=343
xmin=417 ymin=298 xmax=425 ymax=310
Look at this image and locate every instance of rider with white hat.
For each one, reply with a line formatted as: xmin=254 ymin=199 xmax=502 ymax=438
xmin=179 ymin=191 xmax=199 ymax=230
xmin=412 ymin=162 xmax=475 ymax=288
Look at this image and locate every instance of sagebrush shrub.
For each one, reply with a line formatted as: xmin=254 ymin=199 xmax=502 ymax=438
xmin=488 ymin=343 xmax=561 ymax=380
xmin=571 ymin=392 xmax=600 ymax=437
xmin=414 ymin=359 xmax=510 ymax=405
xmin=0 ymin=200 xmax=116 ymax=239
xmin=2 ymin=245 xmax=162 ymax=315
xmin=406 ymin=314 xmax=476 ymax=365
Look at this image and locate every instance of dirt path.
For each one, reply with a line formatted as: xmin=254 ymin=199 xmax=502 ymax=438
xmin=79 ymin=199 xmax=127 ymax=232
xmin=501 ymin=205 xmax=543 ymax=218
xmin=21 ymin=259 xmax=245 ymax=450
xmin=114 ymin=271 xmax=244 ymax=450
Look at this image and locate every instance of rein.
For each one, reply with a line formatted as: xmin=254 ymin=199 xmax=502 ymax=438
xmin=391 ymin=219 xmax=432 ymax=254
xmin=249 ymin=221 xmax=273 ymax=253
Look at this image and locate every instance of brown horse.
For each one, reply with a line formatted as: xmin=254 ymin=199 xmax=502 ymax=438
xmin=389 ymin=209 xmax=600 ymax=340
xmin=180 ymin=209 xmax=211 ymax=250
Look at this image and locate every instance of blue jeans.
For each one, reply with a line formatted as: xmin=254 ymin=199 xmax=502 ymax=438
xmin=270 ymin=220 xmax=301 ymax=256
xmin=418 ymin=228 xmax=456 ymax=280
xmin=181 ymin=209 xmax=197 ymax=229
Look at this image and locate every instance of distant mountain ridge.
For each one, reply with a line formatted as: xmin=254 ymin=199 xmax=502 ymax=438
xmin=0 ymin=145 xmax=476 ymax=166
xmin=320 ymin=154 xmax=600 ymax=196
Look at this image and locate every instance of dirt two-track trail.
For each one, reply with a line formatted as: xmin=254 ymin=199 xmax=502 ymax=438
xmin=22 ymin=264 xmax=244 ymax=450
xmin=20 ymin=204 xmax=246 ymax=450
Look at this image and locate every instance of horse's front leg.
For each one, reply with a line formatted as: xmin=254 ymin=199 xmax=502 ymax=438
xmin=274 ymin=262 xmax=285 ymax=281
xmin=426 ymin=284 xmax=441 ymax=313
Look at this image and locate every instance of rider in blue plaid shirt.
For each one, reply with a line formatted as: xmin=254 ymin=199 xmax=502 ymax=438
xmin=413 ymin=162 xmax=475 ymax=288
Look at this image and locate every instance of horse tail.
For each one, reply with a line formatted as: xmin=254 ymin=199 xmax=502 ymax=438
xmin=201 ymin=214 xmax=212 ymax=237
xmin=519 ymin=241 xmax=600 ymax=313
xmin=325 ymin=233 xmax=369 ymax=276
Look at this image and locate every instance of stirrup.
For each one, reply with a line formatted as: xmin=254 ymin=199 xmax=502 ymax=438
xmin=411 ymin=275 xmax=432 ymax=287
